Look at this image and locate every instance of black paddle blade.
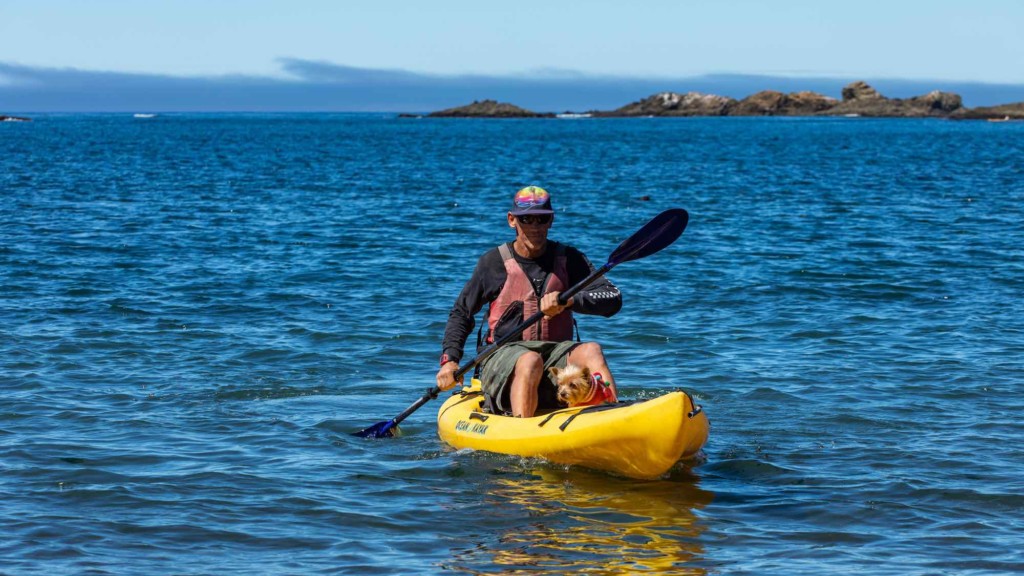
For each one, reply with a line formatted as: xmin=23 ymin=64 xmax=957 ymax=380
xmin=352 ymin=420 xmax=400 ymax=438
xmin=608 ymin=208 xmax=688 ymax=266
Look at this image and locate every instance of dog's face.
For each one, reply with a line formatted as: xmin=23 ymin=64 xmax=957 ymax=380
xmin=549 ymin=363 xmax=593 ymax=407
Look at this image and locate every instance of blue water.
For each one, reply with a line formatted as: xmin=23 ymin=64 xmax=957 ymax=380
xmin=2 ymin=114 xmax=1023 ymax=574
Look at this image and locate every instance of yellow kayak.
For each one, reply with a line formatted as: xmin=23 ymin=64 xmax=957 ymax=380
xmin=437 ymin=379 xmax=709 ymax=480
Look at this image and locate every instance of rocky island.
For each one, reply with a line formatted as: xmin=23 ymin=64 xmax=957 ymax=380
xmin=594 ymin=89 xmax=837 ymax=117
xmin=597 ymin=91 xmax=735 ymax=117
xmin=1 ymin=115 xmax=31 ymax=122
xmin=418 ymin=81 xmax=1022 ymax=120
xmin=730 ymin=90 xmax=838 ymax=116
xmin=427 ymin=99 xmax=553 ymax=118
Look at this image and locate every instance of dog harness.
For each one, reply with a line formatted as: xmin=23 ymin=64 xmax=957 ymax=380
xmin=485 ymin=242 xmax=574 ymax=343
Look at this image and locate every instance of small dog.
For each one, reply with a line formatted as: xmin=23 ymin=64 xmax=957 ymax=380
xmin=548 ymin=363 xmax=618 ymax=407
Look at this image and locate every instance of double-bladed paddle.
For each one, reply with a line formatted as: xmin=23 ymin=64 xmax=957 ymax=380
xmin=353 ymin=208 xmax=689 ymax=438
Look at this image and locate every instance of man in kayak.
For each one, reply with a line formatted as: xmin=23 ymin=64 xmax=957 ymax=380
xmin=435 ymin=186 xmax=622 ymax=417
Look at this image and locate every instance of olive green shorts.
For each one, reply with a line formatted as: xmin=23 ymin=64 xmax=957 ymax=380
xmin=479 ymin=340 xmax=580 ymax=415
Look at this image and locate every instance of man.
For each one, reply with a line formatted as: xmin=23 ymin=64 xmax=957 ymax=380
xmin=435 ymin=186 xmax=622 ymax=417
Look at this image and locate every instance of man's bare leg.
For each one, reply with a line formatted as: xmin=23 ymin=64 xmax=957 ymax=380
xmin=509 ymin=351 xmax=544 ymax=417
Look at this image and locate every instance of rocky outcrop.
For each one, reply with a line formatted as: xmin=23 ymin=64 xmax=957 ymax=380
xmin=598 ymin=91 xmax=736 ymax=117
xmin=427 ymin=100 xmax=553 ymax=118
xmin=950 ymin=102 xmax=1024 ymax=120
xmin=913 ymin=90 xmax=963 ymax=113
xmin=1 ymin=115 xmax=31 ymax=122
xmin=729 ymin=90 xmax=837 ymax=116
xmin=822 ymin=82 xmax=962 ymax=117
xmin=842 ymin=81 xmax=883 ymax=102
xmin=417 ymin=80 xmax=1024 ymax=120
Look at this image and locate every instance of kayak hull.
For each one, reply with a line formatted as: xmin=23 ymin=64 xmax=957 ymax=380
xmin=437 ymin=380 xmax=709 ymax=479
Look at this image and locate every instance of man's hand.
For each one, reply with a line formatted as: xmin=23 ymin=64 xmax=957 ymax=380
xmin=540 ymin=291 xmax=573 ymax=318
xmin=436 ymin=361 xmax=462 ymax=391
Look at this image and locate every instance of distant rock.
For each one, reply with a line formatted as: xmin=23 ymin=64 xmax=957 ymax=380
xmin=1 ymin=115 xmax=31 ymax=122
xmin=427 ymin=100 xmax=554 ymax=118
xmin=822 ymin=82 xmax=962 ymax=117
xmin=729 ymin=90 xmax=838 ymax=116
xmin=950 ymin=102 xmax=1024 ymax=120
xmin=598 ymin=91 xmax=736 ymax=117
xmin=842 ymin=81 xmax=884 ymax=102
xmin=915 ymin=90 xmax=964 ymax=114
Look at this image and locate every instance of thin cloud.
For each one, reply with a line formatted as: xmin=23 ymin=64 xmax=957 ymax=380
xmin=276 ymin=58 xmax=428 ymax=84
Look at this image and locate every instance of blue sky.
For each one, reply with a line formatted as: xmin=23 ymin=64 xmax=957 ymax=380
xmin=2 ymin=0 xmax=1023 ymax=111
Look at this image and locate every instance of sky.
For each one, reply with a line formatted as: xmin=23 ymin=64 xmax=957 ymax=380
xmin=2 ymin=0 xmax=1023 ymax=111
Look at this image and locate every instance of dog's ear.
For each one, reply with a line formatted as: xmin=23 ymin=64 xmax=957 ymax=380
xmin=547 ymin=366 xmax=561 ymax=381
xmin=581 ymin=365 xmax=591 ymax=381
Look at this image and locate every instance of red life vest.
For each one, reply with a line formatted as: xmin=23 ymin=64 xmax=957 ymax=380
xmin=486 ymin=242 xmax=574 ymax=343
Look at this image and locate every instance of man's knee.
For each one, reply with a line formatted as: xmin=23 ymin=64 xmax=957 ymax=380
xmin=515 ymin=351 xmax=544 ymax=373
xmin=574 ymin=342 xmax=605 ymax=362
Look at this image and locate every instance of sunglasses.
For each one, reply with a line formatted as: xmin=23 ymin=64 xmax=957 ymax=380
xmin=516 ymin=214 xmax=552 ymax=225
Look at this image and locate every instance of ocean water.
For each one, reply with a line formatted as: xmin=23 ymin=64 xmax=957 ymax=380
xmin=2 ymin=114 xmax=1022 ymax=575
